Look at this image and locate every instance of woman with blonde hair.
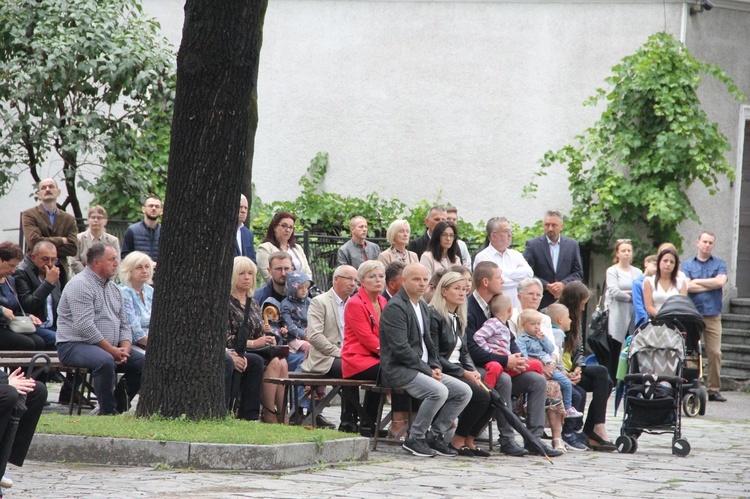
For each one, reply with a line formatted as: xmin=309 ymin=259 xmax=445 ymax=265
xmin=429 ymin=271 xmax=493 ymax=456
xmin=379 ymin=220 xmax=419 ymax=265
xmin=117 ymin=251 xmax=155 ymax=349
xmin=228 ymin=257 xmax=288 ymax=423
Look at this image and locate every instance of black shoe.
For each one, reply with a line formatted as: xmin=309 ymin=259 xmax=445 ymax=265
xmin=314 ymin=414 xmax=336 ymax=429
xmin=499 ymin=440 xmax=529 ymax=457
xmin=402 ymin=436 xmax=437 ymax=457
xmin=449 ymin=443 xmax=476 ymax=457
xmin=359 ymin=426 xmax=388 ymax=438
xmin=525 ymin=442 xmax=564 ymax=457
xmin=338 ymin=421 xmax=359 ymax=433
xmin=426 ymin=431 xmax=457 ymax=457
xmin=471 ymin=446 xmax=492 ymax=457
xmin=709 ymin=392 xmax=727 ymax=402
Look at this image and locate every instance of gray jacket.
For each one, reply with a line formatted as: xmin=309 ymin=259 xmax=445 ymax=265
xmin=336 ymin=239 xmax=381 ymax=270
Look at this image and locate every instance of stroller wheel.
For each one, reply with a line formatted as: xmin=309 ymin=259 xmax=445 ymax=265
xmin=698 ymin=386 xmax=707 ymax=416
xmin=628 ymin=437 xmax=638 ymax=454
xmin=672 ymin=438 xmax=691 ymax=457
xmin=682 ymin=392 xmax=700 ymax=418
xmin=616 ymin=436 xmax=632 ymax=453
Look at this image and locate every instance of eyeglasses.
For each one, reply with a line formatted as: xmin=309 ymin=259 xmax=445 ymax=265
xmin=365 ymin=274 xmax=385 ymax=280
xmin=38 ymin=256 xmax=58 ymax=264
xmin=440 ymin=233 xmax=455 ymax=239
xmin=278 ymin=223 xmax=295 ymax=231
xmin=89 ymin=215 xmax=105 ymax=221
xmin=271 ymin=266 xmax=292 ymax=273
xmin=616 ymin=239 xmax=631 ymax=243
xmin=337 ymin=275 xmax=361 ymax=285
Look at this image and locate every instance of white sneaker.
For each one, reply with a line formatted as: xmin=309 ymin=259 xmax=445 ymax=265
xmin=565 ymin=406 xmax=584 ymax=418
xmin=1 ymin=474 xmax=13 ymax=488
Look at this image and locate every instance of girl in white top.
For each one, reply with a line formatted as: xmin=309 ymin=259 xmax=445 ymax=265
xmin=643 ymin=248 xmax=687 ymax=317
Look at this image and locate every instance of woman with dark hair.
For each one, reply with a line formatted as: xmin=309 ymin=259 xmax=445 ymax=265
xmin=256 ymin=212 xmax=312 ymax=285
xmin=559 ymin=281 xmax=615 ymax=452
xmin=643 ymin=248 xmax=687 ymax=317
xmin=419 ymin=221 xmax=460 ymax=278
xmin=0 ymin=242 xmax=46 ymax=351
xmin=430 ymin=272 xmax=493 ymax=457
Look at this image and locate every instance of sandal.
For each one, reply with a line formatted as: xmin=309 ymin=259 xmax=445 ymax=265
xmin=587 ymin=432 xmax=616 ymax=452
xmin=262 ymin=405 xmax=280 ymax=424
xmin=552 ymin=438 xmax=568 ymax=454
xmin=388 ymin=418 xmax=408 ymax=441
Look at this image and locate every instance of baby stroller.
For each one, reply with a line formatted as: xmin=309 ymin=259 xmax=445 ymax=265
xmin=617 ymin=295 xmax=702 ymax=457
xmin=653 ymin=295 xmax=707 ymax=418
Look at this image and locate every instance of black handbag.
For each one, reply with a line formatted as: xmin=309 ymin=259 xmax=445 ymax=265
xmin=587 ymin=279 xmax=610 ymax=365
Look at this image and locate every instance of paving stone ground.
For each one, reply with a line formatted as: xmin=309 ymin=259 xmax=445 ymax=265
xmin=8 ymin=389 xmax=750 ymax=498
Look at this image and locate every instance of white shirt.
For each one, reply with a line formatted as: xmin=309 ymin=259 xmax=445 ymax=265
xmin=412 ymin=301 xmax=428 ymax=363
xmin=474 ymin=245 xmax=533 ymax=307
xmin=546 ymin=236 xmax=560 ymax=273
xmin=334 ymin=291 xmax=347 ymax=340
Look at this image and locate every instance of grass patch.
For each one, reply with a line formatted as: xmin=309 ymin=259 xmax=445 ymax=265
xmin=38 ymin=413 xmax=349 ymax=445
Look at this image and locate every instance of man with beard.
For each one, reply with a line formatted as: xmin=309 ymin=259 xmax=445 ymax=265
xmin=121 ymin=196 xmax=162 ymax=263
xmin=253 ymin=252 xmax=292 ymax=305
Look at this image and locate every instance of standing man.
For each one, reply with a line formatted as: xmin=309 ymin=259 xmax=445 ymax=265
xmin=56 ymin=243 xmax=144 ymax=415
xmin=474 ymin=217 xmax=533 ymax=307
xmin=21 ymin=178 xmax=78 ymax=288
xmin=337 ymin=216 xmax=380 ymax=269
xmin=121 ymin=196 xmax=162 ymax=263
xmin=407 ymin=205 xmax=447 ymax=260
xmin=445 ymin=206 xmax=471 ymax=268
xmin=379 ymin=263 xmax=471 ymax=458
xmin=235 ymin=194 xmax=256 ymax=262
xmin=523 ymin=210 xmax=584 ymax=309
xmin=301 ymin=265 xmax=360 ymax=432
xmin=682 ymin=231 xmax=728 ymax=402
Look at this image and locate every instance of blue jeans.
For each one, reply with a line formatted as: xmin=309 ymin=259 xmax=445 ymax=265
xmin=57 ymin=342 xmax=144 ymax=415
xmin=550 ymin=369 xmax=573 ymax=409
xmin=34 ymin=327 xmax=57 ymax=350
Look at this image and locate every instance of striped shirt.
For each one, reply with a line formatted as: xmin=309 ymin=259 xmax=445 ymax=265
xmin=57 ymin=267 xmax=132 ymax=345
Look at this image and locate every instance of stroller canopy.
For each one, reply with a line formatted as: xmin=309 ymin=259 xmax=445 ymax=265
xmin=654 ymin=295 xmax=705 ymax=331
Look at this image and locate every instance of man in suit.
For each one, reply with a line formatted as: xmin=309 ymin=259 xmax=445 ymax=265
xmin=380 ymin=263 xmax=471 ymax=457
xmin=21 ymin=178 xmax=78 ymax=288
xmin=465 ymin=261 xmax=564 ymax=457
xmin=13 ymin=241 xmax=61 ymax=349
xmin=523 ymin=210 xmax=584 ymax=309
xmin=301 ymin=265 xmax=359 ymax=431
xmin=382 ymin=261 xmax=405 ymax=301
xmin=234 ymin=194 xmax=256 ymax=262
xmin=407 ymin=205 xmax=447 ymax=259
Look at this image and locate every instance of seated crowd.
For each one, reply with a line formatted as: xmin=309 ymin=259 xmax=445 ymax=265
xmin=0 ymin=181 xmax=725 ymax=493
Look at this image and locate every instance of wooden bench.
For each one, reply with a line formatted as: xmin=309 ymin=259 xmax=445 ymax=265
xmin=265 ymin=377 xmax=373 ymax=429
xmin=361 ymin=384 xmax=414 ymax=450
xmin=0 ymin=351 xmax=93 ymax=415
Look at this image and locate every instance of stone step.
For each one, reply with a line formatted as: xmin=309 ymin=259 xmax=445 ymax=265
xmin=721 ymin=360 xmax=750 ymax=379
xmin=730 ymin=299 xmax=750 ymax=315
xmin=723 ymin=328 xmax=750 ymax=346
xmin=721 ymin=344 xmax=750 ymax=362
xmin=721 ymin=313 xmax=750 ymax=331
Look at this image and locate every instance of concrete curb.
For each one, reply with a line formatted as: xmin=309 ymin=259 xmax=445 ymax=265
xmin=28 ymin=434 xmax=370 ymax=471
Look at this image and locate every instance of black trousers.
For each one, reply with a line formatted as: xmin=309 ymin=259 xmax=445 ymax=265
xmin=0 ymin=380 xmax=47 ymax=477
xmin=322 ymin=358 xmax=358 ymax=425
xmin=576 ymin=365 xmax=612 ymax=435
xmin=453 ymin=377 xmax=494 ymax=438
xmin=224 ymin=352 xmax=264 ymax=421
xmin=0 ymin=328 xmax=45 ymax=351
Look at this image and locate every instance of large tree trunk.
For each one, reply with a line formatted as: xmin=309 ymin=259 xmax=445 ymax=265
xmin=138 ymin=0 xmax=268 ymax=419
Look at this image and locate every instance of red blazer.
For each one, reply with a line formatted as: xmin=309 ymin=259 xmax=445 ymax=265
xmin=342 ymin=286 xmax=387 ymax=378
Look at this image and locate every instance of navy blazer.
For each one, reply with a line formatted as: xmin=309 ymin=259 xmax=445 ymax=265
xmin=379 ymin=288 xmax=440 ymax=388
xmin=523 ymin=235 xmax=584 ymax=309
xmin=235 ymin=226 xmax=256 ymax=262
xmin=465 ymin=294 xmax=521 ymax=369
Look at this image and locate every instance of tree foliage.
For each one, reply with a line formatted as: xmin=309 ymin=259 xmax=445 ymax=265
xmin=0 ymin=0 xmax=175 ymax=218
xmin=525 ymin=32 xmax=745 ymax=253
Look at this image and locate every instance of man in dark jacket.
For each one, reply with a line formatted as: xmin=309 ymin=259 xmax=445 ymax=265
xmin=13 ymin=241 xmax=60 ymax=349
xmin=407 ymin=206 xmax=447 ymax=260
xmin=121 ymin=196 xmax=162 ymax=263
xmin=379 ymin=263 xmax=471 ymax=458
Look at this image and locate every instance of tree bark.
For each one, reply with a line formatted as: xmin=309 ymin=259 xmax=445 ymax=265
xmin=137 ymin=0 xmax=268 ymax=419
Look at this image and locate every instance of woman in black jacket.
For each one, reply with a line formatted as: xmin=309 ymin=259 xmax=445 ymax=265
xmin=429 ymin=272 xmax=493 ymax=457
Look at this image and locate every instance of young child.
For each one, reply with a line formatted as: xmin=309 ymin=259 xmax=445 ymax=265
xmin=280 ymin=270 xmax=312 ymax=357
xmin=517 ymin=309 xmax=583 ymax=419
xmin=473 ymin=294 xmax=514 ymax=388
xmin=632 ymin=254 xmax=657 ymax=328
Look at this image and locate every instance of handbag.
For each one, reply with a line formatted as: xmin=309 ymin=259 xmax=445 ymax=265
xmin=587 ymin=278 xmax=610 ymax=365
xmin=9 ymin=316 xmax=36 ymax=334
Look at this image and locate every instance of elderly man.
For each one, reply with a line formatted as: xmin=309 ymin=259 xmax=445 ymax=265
xmin=445 ymin=206 xmax=471 ymax=268
xmin=121 ymin=196 xmax=162 ymax=263
xmin=380 ymin=263 xmax=471 ymax=457
xmin=235 ymin=194 xmax=256 ymax=261
xmin=301 ymin=265 xmax=360 ymax=432
xmin=682 ymin=231 xmax=728 ymax=402
xmin=21 ymin=178 xmax=78 ymax=287
xmin=56 ymin=243 xmax=144 ymax=415
xmin=407 ymin=205 xmax=447 ymax=259
xmin=523 ymin=210 xmax=584 ymax=309
xmin=337 ymin=216 xmax=380 ymax=269
xmin=465 ymin=261 xmax=563 ymax=457
xmin=383 ymin=261 xmax=405 ymax=301
xmin=474 ymin=217 xmax=533 ymax=307
xmin=13 ymin=241 xmax=60 ymax=349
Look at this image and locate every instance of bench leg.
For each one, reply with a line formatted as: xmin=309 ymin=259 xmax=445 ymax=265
xmin=372 ymin=391 xmax=388 ymax=451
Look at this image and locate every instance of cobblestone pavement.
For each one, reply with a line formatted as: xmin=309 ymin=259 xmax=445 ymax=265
xmin=8 ymin=391 xmax=750 ymax=498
